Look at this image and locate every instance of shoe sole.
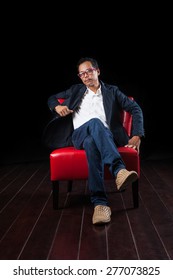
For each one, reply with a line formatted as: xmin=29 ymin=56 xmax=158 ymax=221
xmin=118 ymin=172 xmax=138 ymax=191
xmin=92 ymin=217 xmax=111 ymax=225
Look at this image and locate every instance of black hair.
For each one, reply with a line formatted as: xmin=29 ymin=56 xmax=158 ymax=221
xmin=76 ymin=57 xmax=99 ymax=70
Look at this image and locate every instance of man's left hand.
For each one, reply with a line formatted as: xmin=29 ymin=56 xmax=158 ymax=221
xmin=124 ymin=136 xmax=141 ymax=154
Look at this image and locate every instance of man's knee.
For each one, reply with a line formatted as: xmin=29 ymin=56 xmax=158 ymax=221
xmin=88 ymin=118 xmax=104 ymax=129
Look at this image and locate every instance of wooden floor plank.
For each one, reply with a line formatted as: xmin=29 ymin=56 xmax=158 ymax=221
xmin=18 ymin=194 xmax=66 ymax=260
xmin=78 ymin=197 xmax=108 ymax=260
xmin=106 ymin=192 xmax=139 ymax=260
xmin=47 ymin=181 xmax=87 ymax=259
xmin=0 ymin=158 xmax=173 ymax=260
xmin=122 ymin=194 xmax=170 ymax=259
xmin=0 ymin=162 xmax=49 ymax=241
xmin=141 ymin=160 xmax=173 ymax=216
xmin=138 ymin=165 xmax=173 ymax=259
xmin=0 ymin=162 xmax=45 ymax=210
xmin=0 ymin=167 xmax=51 ymax=259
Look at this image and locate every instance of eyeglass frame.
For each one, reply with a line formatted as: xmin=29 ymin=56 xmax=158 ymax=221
xmin=77 ymin=67 xmax=97 ymax=78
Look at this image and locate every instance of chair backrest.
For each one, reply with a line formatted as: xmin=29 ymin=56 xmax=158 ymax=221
xmin=58 ymin=96 xmax=133 ymax=137
xmin=121 ymin=96 xmax=133 ymax=137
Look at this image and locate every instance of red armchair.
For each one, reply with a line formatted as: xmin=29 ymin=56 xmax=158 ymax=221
xmin=50 ymin=97 xmax=140 ymax=210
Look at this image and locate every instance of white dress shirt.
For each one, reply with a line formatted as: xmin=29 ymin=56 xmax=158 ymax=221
xmin=73 ymin=87 xmax=109 ymax=130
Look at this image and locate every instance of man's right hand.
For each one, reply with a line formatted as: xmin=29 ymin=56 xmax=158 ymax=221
xmin=54 ymin=105 xmax=73 ymax=117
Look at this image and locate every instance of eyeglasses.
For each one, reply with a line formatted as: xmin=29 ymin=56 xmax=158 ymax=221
xmin=78 ymin=67 xmax=96 ymax=78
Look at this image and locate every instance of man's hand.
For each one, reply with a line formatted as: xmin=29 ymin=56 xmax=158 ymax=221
xmin=124 ymin=136 xmax=141 ymax=154
xmin=54 ymin=105 xmax=73 ymax=117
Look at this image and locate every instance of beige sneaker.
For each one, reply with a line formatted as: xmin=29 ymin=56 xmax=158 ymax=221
xmin=116 ymin=169 xmax=138 ymax=191
xmin=92 ymin=205 xmax=111 ymax=225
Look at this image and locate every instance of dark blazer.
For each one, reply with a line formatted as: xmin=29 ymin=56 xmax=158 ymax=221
xmin=43 ymin=80 xmax=145 ymax=150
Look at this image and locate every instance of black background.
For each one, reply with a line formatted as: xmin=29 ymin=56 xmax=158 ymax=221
xmin=1 ymin=3 xmax=172 ymax=164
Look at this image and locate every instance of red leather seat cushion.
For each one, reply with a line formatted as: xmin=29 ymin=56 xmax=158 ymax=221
xmin=50 ymin=147 xmax=140 ymax=181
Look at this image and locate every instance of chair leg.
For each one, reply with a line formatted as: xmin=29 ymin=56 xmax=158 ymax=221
xmin=132 ymin=179 xmax=139 ymax=208
xmin=52 ymin=181 xmax=59 ymax=210
xmin=52 ymin=180 xmax=73 ymax=210
xmin=67 ymin=180 xmax=73 ymax=192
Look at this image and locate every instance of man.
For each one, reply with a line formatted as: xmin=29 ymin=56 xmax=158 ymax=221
xmin=44 ymin=57 xmax=144 ymax=225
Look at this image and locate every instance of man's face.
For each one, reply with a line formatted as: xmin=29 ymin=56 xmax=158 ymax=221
xmin=78 ymin=61 xmax=100 ymax=87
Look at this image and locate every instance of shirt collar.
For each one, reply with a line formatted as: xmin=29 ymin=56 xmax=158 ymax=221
xmin=86 ymin=86 xmax=101 ymax=95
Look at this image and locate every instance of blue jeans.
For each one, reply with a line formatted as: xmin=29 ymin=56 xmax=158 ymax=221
xmin=72 ymin=118 xmax=126 ymax=206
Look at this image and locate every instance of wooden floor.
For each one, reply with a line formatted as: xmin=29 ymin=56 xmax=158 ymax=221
xmin=0 ymin=155 xmax=173 ymax=260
